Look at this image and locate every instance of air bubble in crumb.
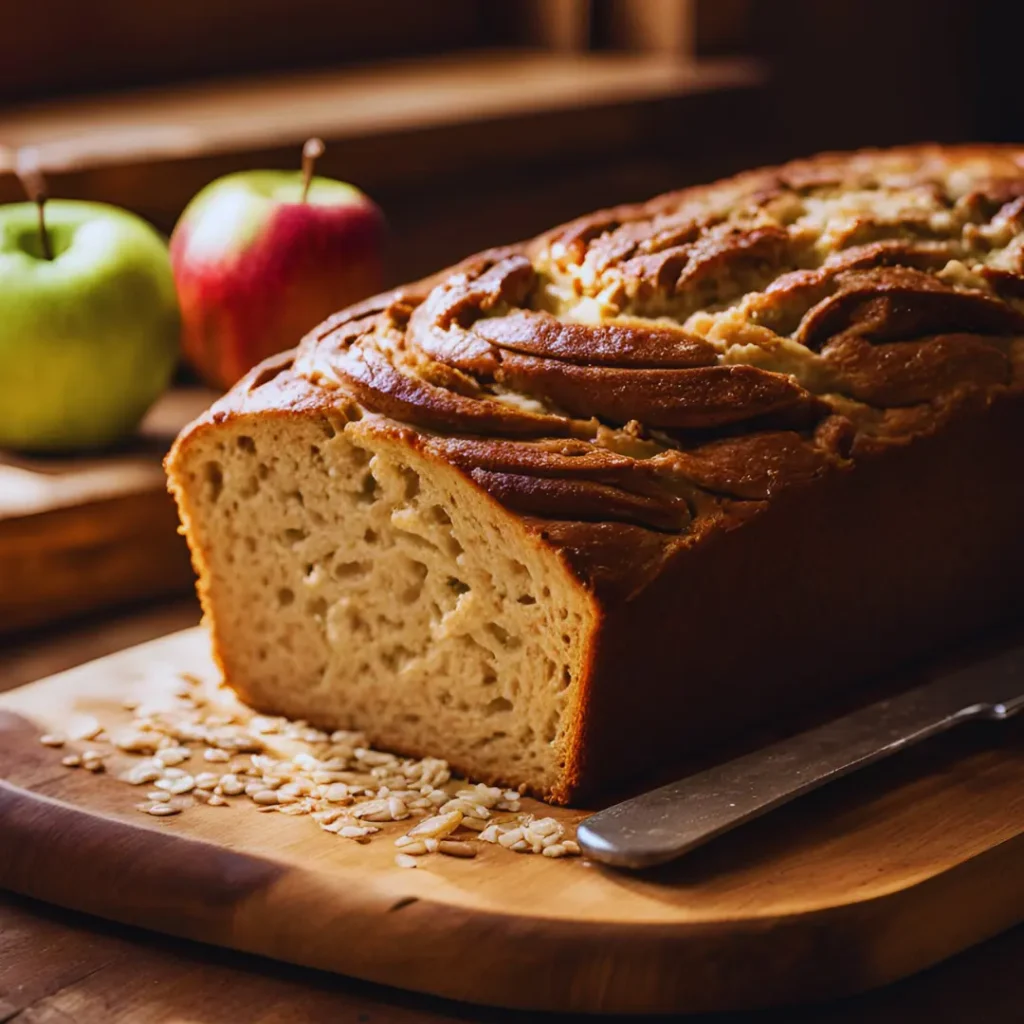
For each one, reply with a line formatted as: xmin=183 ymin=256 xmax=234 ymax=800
xmin=203 ymin=462 xmax=223 ymax=501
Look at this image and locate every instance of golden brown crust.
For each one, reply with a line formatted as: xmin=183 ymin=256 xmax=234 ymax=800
xmin=177 ymin=145 xmax=1024 ymax=603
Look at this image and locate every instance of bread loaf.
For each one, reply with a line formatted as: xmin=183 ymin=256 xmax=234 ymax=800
xmin=167 ymin=146 xmax=1024 ymax=804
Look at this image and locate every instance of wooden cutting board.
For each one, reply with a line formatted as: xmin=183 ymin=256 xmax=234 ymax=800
xmin=1 ymin=628 xmax=1022 ymax=1015
xmin=0 ymin=389 xmax=215 ymax=634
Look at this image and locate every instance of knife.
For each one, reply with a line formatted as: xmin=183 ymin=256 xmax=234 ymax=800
xmin=577 ymin=644 xmax=1024 ymax=869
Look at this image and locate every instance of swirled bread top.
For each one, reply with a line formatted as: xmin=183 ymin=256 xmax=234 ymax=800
xmin=219 ymin=146 xmax=1024 ymax=596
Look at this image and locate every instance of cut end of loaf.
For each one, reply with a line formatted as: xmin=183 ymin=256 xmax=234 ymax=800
xmin=167 ymin=408 xmax=597 ymax=802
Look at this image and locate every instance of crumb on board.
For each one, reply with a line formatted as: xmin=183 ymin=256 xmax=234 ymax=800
xmin=41 ymin=672 xmax=582 ymax=866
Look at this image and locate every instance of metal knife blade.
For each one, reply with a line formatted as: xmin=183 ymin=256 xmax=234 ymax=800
xmin=577 ymin=644 xmax=1024 ymax=870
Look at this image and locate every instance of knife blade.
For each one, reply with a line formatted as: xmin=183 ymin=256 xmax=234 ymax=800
xmin=577 ymin=644 xmax=1024 ymax=870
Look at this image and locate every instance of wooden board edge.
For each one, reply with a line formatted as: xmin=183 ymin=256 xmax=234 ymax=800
xmin=0 ymin=488 xmax=195 ymax=635
xmin=1 ymin=774 xmax=1021 ymax=1014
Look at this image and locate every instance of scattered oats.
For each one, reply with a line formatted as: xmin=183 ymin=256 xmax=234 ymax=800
xmin=330 ymin=729 xmax=365 ymax=745
xmin=395 ymin=853 xmax=419 ymax=869
xmin=113 ymin=730 xmax=160 ymax=754
xmin=355 ymin=749 xmax=396 ymax=767
xmin=145 ymin=803 xmax=181 ymax=817
xmin=209 ymin=728 xmax=263 ymax=753
xmin=405 ymin=810 xmax=462 ymax=839
xmin=278 ymin=799 xmax=315 ymax=816
xmin=155 ymin=774 xmax=195 ymax=795
xmin=312 ymin=808 xmax=345 ymax=826
xmin=410 ymin=758 xmax=450 ymax=789
xmin=218 ymin=774 xmax=245 ymax=796
xmin=122 ymin=698 xmax=140 ymax=711
xmin=68 ymin=716 xmax=103 ymax=741
xmin=397 ymin=840 xmax=429 ymax=855
xmin=57 ymin=669 xmax=584 ymax=864
xmin=339 ymin=824 xmax=378 ymax=839
xmin=457 ymin=784 xmax=502 ymax=808
xmin=350 ymin=798 xmax=398 ymax=822
xmin=438 ymin=840 xmax=476 ymax=859
xmin=440 ymin=798 xmax=490 ymax=819
xmin=498 ymin=828 xmax=525 ymax=849
xmin=169 ymin=723 xmax=205 ymax=744
xmin=291 ymin=753 xmax=321 ymax=772
xmin=312 ymin=770 xmax=345 ymax=785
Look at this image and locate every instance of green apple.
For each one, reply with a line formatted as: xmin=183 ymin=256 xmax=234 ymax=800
xmin=0 ymin=200 xmax=179 ymax=451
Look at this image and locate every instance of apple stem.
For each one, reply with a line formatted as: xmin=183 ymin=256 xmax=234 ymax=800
xmin=301 ymin=137 xmax=325 ymax=203
xmin=14 ymin=147 xmax=53 ymax=260
xmin=35 ymin=199 xmax=52 ymax=260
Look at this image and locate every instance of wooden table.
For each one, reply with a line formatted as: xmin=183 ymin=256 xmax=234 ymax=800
xmin=2 ymin=599 xmax=1021 ymax=1023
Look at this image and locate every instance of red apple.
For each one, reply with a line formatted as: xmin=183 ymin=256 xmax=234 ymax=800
xmin=170 ymin=140 xmax=384 ymax=389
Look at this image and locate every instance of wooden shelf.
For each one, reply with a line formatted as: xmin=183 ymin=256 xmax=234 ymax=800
xmin=0 ymin=50 xmax=763 ymax=196
xmin=0 ymin=390 xmax=214 ymax=635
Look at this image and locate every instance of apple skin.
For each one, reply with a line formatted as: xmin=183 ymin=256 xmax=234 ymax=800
xmin=0 ymin=201 xmax=179 ymax=451
xmin=170 ymin=171 xmax=385 ymax=389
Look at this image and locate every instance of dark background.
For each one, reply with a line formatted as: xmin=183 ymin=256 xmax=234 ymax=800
xmin=1 ymin=0 xmax=1021 ymax=283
